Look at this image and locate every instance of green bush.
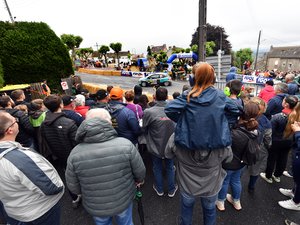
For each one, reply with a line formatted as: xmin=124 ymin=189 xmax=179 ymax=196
xmin=0 ymin=21 xmax=73 ymax=91
xmin=0 ymin=60 xmax=4 ymax=88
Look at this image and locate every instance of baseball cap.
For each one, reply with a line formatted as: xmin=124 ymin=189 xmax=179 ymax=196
xmin=62 ymin=95 xmax=75 ymax=106
xmin=110 ymin=87 xmax=123 ymax=100
xmin=96 ymin=89 xmax=108 ymax=100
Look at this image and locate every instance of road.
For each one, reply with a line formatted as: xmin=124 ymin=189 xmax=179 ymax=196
xmin=58 ymin=72 xmax=300 ymax=225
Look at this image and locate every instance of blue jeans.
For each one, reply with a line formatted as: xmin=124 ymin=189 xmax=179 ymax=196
xmin=93 ymin=202 xmax=133 ymax=225
xmin=151 ymin=155 xmax=176 ymax=193
xmin=180 ymin=191 xmax=217 ymax=225
xmin=3 ymin=200 xmax=61 ymax=225
xmin=218 ymin=168 xmax=244 ymax=201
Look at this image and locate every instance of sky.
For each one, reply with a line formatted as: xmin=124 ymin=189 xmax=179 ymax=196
xmin=0 ymin=0 xmax=300 ymax=54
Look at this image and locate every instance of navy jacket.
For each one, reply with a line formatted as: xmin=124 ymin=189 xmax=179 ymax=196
xmin=265 ymin=93 xmax=286 ymax=120
xmin=107 ymin=101 xmax=140 ymax=144
xmin=165 ymin=86 xmax=232 ymax=151
xmin=287 ymin=82 xmax=299 ymax=95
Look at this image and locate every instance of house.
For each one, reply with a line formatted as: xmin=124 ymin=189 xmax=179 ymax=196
xmin=266 ymin=45 xmax=300 ymax=71
xmin=150 ymin=44 xmax=168 ymax=54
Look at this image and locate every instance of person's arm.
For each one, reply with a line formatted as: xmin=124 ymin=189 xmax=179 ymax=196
xmin=65 ymin=157 xmax=81 ymax=195
xmin=129 ymin=144 xmax=146 ymax=184
xmin=68 ymin=122 xmax=78 ymax=147
xmin=127 ymin=110 xmax=141 ymax=136
xmin=265 ymin=99 xmax=275 ymax=120
xmin=164 ymin=133 xmax=176 ymax=159
xmin=165 ymin=95 xmax=187 ymax=122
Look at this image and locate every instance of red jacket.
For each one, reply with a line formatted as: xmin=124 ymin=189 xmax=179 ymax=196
xmin=258 ymin=85 xmax=276 ymax=103
xmin=75 ymin=106 xmax=89 ymax=118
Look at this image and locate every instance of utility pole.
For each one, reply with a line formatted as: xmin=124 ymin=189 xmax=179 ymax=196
xmin=198 ymin=0 xmax=207 ymax=62
xmin=254 ymin=30 xmax=261 ymax=71
xmin=3 ymin=0 xmax=15 ymax=24
xmin=95 ymin=42 xmax=99 ymax=51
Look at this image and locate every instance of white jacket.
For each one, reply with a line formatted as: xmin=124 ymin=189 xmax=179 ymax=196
xmin=0 ymin=141 xmax=64 ymax=222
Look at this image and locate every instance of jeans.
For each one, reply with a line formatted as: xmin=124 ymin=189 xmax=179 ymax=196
xmin=180 ymin=191 xmax=217 ymax=225
xmin=151 ymin=155 xmax=176 ymax=193
xmin=218 ymin=168 xmax=244 ymax=201
xmin=3 ymin=201 xmax=61 ymax=225
xmin=93 ymin=202 xmax=133 ymax=225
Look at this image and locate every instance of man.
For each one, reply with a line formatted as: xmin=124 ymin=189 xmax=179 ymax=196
xmin=90 ymin=89 xmax=109 ymax=109
xmin=10 ymin=89 xmax=30 ymax=107
xmin=226 ymin=66 xmax=238 ymax=82
xmin=0 ymin=111 xmax=64 ymax=225
xmin=66 ymin=108 xmax=145 ymax=225
xmin=40 ymin=95 xmax=80 ymax=207
xmin=41 ymin=79 xmax=51 ymax=96
xmin=142 ymin=87 xmax=177 ymax=197
xmin=258 ymin=80 xmax=276 ymax=103
xmin=0 ymin=95 xmax=34 ymax=148
xmin=62 ymin=95 xmax=84 ymax=126
xmin=107 ymin=87 xmax=140 ymax=145
xmin=265 ymin=83 xmax=288 ymax=120
xmin=285 ymin=73 xmax=299 ymax=95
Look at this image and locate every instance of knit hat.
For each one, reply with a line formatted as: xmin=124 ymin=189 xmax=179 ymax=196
xmin=110 ymin=87 xmax=123 ymax=100
xmin=96 ymin=89 xmax=108 ymax=101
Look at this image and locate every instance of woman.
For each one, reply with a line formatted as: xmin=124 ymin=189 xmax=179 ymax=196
xmin=124 ymin=90 xmax=143 ymax=120
xmin=261 ymin=95 xmax=299 ymax=183
xmin=165 ymin=62 xmax=233 ymax=225
xmin=217 ymin=101 xmax=260 ymax=211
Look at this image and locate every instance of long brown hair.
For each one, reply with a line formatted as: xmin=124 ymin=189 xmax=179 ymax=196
xmin=239 ymin=101 xmax=260 ymax=131
xmin=187 ymin=62 xmax=215 ymax=102
xmin=284 ymin=96 xmax=300 ymax=138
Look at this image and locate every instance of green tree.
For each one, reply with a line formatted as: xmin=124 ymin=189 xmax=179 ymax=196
xmin=109 ymin=42 xmax=122 ymax=67
xmin=60 ymin=34 xmax=83 ymax=61
xmin=156 ymin=51 xmax=168 ymax=63
xmin=190 ymin=42 xmax=216 ymax=57
xmin=191 ymin=23 xmax=232 ymax=56
xmin=0 ymin=21 xmax=73 ymax=90
xmin=233 ymin=48 xmax=253 ymax=70
xmin=98 ymin=45 xmax=110 ymax=67
xmin=0 ymin=60 xmax=4 ymax=88
xmin=76 ymin=48 xmax=93 ymax=61
xmin=185 ymin=48 xmax=191 ymax=53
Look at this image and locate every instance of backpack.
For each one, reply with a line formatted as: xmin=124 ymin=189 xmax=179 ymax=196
xmin=233 ymin=127 xmax=260 ymax=166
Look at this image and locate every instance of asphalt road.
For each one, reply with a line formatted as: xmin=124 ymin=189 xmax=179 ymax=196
xmin=58 ymin=72 xmax=300 ymax=225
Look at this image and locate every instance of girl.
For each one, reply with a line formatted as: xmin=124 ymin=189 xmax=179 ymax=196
xmin=217 ymin=101 xmax=260 ymax=211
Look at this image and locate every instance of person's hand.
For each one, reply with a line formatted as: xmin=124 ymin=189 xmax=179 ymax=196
xmin=136 ymin=180 xmax=144 ymax=188
xmin=291 ymin=121 xmax=300 ymax=132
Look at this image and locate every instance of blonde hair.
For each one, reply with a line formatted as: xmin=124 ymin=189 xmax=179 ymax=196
xmin=187 ymin=62 xmax=215 ymax=102
xmin=284 ymin=97 xmax=300 ymax=138
xmin=251 ymin=97 xmax=266 ymax=115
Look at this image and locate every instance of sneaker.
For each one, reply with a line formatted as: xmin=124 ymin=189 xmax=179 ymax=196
xmin=153 ymin=184 xmax=164 ymax=196
xmin=216 ymin=200 xmax=225 ymax=211
xmin=260 ymin=173 xmax=273 ymax=184
xmin=278 ymin=199 xmax=300 ymax=211
xmin=72 ymin=195 xmax=82 ymax=209
xmin=279 ymin=188 xmax=294 ymax=198
xmin=226 ymin=194 xmax=242 ymax=210
xmin=272 ymin=174 xmax=281 ymax=183
xmin=283 ymin=171 xmax=293 ymax=178
xmin=285 ymin=219 xmax=299 ymax=225
xmin=168 ymin=185 xmax=178 ymax=198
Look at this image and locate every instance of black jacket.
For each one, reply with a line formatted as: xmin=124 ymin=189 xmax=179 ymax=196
xmin=2 ymin=108 xmax=34 ymax=147
xmin=40 ymin=111 xmax=78 ymax=166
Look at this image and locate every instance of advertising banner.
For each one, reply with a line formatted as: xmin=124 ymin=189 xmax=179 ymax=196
xmin=132 ymin=72 xmax=149 ymax=78
xmin=121 ymin=71 xmax=132 ymax=77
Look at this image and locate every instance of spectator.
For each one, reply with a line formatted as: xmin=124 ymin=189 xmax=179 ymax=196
xmin=107 ymin=85 xmax=114 ymax=94
xmin=143 ymin=87 xmax=177 ymax=197
xmin=41 ymin=79 xmax=51 ymax=96
xmin=277 ymin=121 xmax=300 ymax=211
xmin=138 ymin=94 xmax=149 ymax=111
xmin=65 ymin=108 xmax=145 ymax=224
xmin=258 ymin=80 xmax=276 ymax=103
xmin=40 ymin=95 xmax=80 ymax=208
xmin=107 ymin=87 xmax=140 ymax=145
xmin=74 ymin=94 xmax=89 ymax=118
xmin=0 ymin=111 xmax=64 ymax=225
xmin=285 ymin=73 xmax=299 ymax=95
xmin=165 ymin=62 xmax=233 ymax=225
xmin=261 ymin=95 xmax=299 ymax=184
xmin=217 ymin=101 xmax=260 ymax=211
xmin=0 ymin=95 xmax=34 ymax=148
xmin=62 ymin=95 xmax=84 ymax=126
xmin=91 ymin=89 xmax=109 ymax=109
xmin=125 ymin=90 xmax=143 ymax=120
xmin=226 ymin=66 xmax=238 ymax=82
xmin=10 ymin=89 xmax=30 ymax=107
xmin=133 ymin=85 xmax=143 ymax=104
xmin=172 ymin=91 xmax=180 ymax=100
xmin=264 ymin=83 xmax=288 ymax=120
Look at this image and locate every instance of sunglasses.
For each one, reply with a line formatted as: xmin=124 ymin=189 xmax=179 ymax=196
xmin=5 ymin=118 xmax=19 ymax=132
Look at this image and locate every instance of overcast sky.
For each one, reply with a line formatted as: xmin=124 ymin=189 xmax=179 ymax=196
xmin=0 ymin=0 xmax=299 ymax=54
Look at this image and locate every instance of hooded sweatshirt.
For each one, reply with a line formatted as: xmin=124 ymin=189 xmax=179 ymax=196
xmin=226 ymin=67 xmax=238 ymax=82
xmin=258 ymin=85 xmax=276 ymax=103
xmin=0 ymin=141 xmax=64 ymax=222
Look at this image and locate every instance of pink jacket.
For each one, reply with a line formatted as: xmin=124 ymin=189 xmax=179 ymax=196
xmin=258 ymin=85 xmax=276 ymax=103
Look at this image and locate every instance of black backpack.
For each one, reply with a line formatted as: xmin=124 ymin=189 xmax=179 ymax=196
xmin=233 ymin=127 xmax=260 ymax=166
